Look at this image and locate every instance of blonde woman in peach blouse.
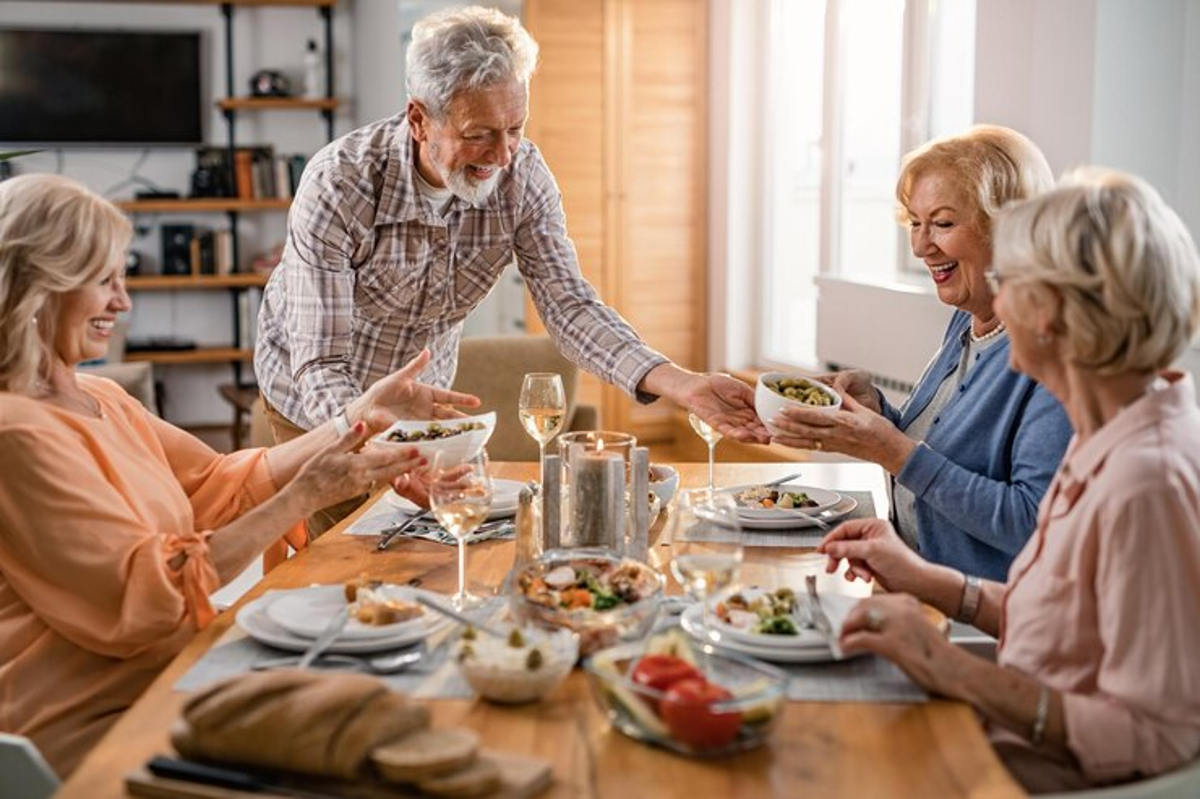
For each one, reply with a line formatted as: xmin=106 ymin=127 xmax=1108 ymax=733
xmin=0 ymin=174 xmax=479 ymax=777
xmin=818 ymin=170 xmax=1200 ymax=792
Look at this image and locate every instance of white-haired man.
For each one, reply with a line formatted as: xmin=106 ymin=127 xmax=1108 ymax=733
xmin=255 ymin=5 xmax=767 ymax=531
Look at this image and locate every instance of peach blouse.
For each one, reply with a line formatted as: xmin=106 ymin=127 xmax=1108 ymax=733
xmin=0 ymin=375 xmax=285 ymax=777
xmin=996 ymin=372 xmax=1200 ymax=791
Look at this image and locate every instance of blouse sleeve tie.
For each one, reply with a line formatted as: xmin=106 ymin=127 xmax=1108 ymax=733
xmin=164 ymin=530 xmax=220 ymax=630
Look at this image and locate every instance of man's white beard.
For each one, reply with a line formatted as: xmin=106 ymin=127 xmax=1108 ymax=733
xmin=441 ymin=163 xmax=502 ymax=205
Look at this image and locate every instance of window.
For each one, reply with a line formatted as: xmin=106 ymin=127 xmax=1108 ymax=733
xmin=757 ymin=0 xmax=975 ymax=369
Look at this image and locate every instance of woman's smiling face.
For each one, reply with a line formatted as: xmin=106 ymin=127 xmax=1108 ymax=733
xmin=906 ymin=171 xmax=996 ymax=321
xmin=53 ymin=258 xmax=130 ymax=367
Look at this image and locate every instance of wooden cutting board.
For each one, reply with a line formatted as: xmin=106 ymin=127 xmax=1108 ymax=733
xmin=125 ymin=750 xmax=553 ymax=799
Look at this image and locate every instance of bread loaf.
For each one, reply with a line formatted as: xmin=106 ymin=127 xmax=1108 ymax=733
xmin=170 ymin=669 xmax=429 ymax=779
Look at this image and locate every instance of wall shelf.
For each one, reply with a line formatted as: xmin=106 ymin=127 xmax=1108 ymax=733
xmin=127 ymin=274 xmax=269 ymax=290
xmin=125 ymin=347 xmax=255 ymax=365
xmin=116 ymin=198 xmax=291 ymax=213
xmin=217 ymin=97 xmax=338 ymax=111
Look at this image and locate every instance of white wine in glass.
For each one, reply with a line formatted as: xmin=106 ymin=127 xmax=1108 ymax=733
xmin=688 ymin=412 xmax=723 ymax=497
xmin=430 ymin=449 xmax=494 ymax=610
xmin=668 ymin=489 xmax=743 ymax=645
xmin=519 ymin=373 xmax=566 ymax=486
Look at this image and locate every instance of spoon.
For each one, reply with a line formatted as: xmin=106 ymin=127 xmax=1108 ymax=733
xmin=253 ymin=643 xmax=425 ymax=674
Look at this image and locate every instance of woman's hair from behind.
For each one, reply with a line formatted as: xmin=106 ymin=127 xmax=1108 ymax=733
xmin=896 ymin=124 xmax=1055 ymax=241
xmin=0 ymin=174 xmax=131 ymax=393
xmin=994 ymin=168 xmax=1200 ymax=375
xmin=406 ymin=5 xmax=539 ymax=121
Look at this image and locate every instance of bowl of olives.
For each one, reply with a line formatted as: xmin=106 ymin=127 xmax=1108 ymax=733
xmin=755 ymin=373 xmax=841 ymax=436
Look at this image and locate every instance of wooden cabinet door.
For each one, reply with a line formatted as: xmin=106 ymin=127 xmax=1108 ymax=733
xmin=525 ymin=0 xmax=707 ymax=442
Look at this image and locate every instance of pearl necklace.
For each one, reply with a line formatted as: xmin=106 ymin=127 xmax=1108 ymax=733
xmin=969 ymin=321 xmax=1006 ymax=344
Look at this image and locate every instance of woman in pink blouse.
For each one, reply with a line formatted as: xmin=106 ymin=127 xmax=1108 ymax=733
xmin=818 ymin=169 xmax=1200 ymax=792
xmin=0 ymin=175 xmax=479 ymax=776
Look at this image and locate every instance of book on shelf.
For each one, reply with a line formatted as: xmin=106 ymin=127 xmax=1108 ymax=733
xmin=237 ymin=288 xmax=263 ymax=351
xmin=192 ymin=145 xmax=307 ymax=202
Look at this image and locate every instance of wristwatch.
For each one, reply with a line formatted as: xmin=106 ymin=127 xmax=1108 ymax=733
xmin=956 ymin=573 xmax=982 ymax=624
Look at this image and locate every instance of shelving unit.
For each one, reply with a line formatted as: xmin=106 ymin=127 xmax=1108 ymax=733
xmin=112 ymin=0 xmax=336 ymax=408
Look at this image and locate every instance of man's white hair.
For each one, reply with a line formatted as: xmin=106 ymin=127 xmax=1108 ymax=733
xmin=406 ymin=5 xmax=539 ymax=119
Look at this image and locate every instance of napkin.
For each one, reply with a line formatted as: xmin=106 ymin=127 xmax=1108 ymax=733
xmin=171 ymin=670 xmax=429 ymax=779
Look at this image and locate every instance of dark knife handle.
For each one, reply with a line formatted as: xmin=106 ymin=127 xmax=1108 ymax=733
xmin=147 ymin=755 xmax=268 ymax=793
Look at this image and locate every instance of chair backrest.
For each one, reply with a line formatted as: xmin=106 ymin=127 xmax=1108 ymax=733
xmin=0 ymin=734 xmax=60 ymax=799
xmin=79 ymin=361 xmax=157 ymax=413
xmin=1040 ymin=757 xmax=1200 ymax=799
xmin=450 ymin=335 xmax=581 ymax=461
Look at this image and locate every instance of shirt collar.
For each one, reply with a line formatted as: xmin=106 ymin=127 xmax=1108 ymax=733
xmin=1058 ymin=370 xmax=1193 ymax=486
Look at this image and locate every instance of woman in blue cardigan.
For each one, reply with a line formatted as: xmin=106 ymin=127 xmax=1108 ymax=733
xmin=771 ymin=126 xmax=1072 ymax=581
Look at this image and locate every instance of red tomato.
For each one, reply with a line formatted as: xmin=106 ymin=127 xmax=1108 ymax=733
xmin=630 ymin=655 xmax=703 ymax=696
xmin=660 ymin=678 xmax=742 ymax=749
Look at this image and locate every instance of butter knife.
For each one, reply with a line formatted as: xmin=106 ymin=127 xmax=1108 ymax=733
xmin=376 ymin=510 xmax=433 ymax=551
xmin=297 ymin=607 xmax=349 ymax=669
xmin=805 ymin=574 xmax=842 ymax=659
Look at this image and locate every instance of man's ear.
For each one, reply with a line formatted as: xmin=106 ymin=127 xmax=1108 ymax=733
xmin=407 ymin=100 xmax=430 ymax=142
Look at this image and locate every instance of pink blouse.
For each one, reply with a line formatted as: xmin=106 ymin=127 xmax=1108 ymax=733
xmin=0 ymin=375 xmax=287 ymax=777
xmin=997 ymin=372 xmax=1200 ymax=790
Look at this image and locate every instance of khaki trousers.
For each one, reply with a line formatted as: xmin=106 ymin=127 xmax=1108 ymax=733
xmin=260 ymin=395 xmax=367 ymax=540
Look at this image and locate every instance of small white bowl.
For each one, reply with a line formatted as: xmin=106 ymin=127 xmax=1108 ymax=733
xmin=371 ymin=412 xmax=496 ymax=461
xmin=755 ymin=373 xmax=841 ymax=436
xmin=456 ymin=625 xmax=578 ymax=704
xmin=648 ymin=464 xmax=680 ymax=506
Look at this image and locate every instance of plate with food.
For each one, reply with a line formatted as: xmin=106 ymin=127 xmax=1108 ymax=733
xmin=236 ymin=585 xmax=451 ymax=654
xmin=721 ymin=483 xmax=853 ymax=530
xmin=264 ymin=582 xmax=442 ymax=641
xmin=385 ymin=477 xmax=524 ymax=521
xmin=371 ymin=412 xmax=495 ymax=461
xmin=706 ymin=586 xmax=827 ymax=648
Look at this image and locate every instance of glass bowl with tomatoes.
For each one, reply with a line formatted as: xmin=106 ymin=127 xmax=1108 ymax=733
xmin=511 ymin=548 xmax=665 ymax=657
xmin=583 ymin=632 xmax=788 ymax=756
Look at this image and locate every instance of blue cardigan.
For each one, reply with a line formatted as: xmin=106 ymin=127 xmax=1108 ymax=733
xmin=881 ymin=310 xmax=1072 ymax=581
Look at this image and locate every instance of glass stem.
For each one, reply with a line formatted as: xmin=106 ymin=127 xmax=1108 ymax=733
xmin=537 ymin=440 xmax=546 ymax=488
xmin=456 ymin=537 xmax=467 ymax=603
xmin=707 ymin=443 xmax=716 ymax=497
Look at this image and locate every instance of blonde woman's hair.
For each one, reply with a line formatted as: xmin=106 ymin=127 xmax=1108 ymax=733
xmin=896 ymin=124 xmax=1055 ymax=241
xmin=0 ymin=174 xmax=131 ymax=393
xmin=994 ymin=168 xmax=1200 ymax=375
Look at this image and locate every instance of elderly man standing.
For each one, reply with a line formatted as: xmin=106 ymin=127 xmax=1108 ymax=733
xmin=255 ymin=5 xmax=766 ymax=533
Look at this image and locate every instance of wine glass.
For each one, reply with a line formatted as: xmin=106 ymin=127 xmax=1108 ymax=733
xmin=688 ymin=412 xmax=723 ymax=498
xmin=668 ymin=489 xmax=743 ymax=644
xmin=429 ymin=449 xmax=494 ymax=610
xmin=519 ymin=372 xmax=566 ymax=486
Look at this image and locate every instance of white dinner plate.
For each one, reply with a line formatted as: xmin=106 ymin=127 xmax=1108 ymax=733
xmin=237 ymin=587 xmax=451 ymax=654
xmin=722 ymin=490 xmax=858 ymax=531
xmin=385 ymin=477 xmax=524 ymax=521
xmin=704 ymin=588 xmax=828 ymax=649
xmin=724 ymin=483 xmax=843 ymax=515
xmin=680 ymin=605 xmax=837 ymax=663
xmin=266 ymin=584 xmax=432 ymax=641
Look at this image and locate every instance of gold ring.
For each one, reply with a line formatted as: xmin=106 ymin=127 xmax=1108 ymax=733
xmin=813 ymin=440 xmax=823 ymax=451
xmin=866 ymin=607 xmax=885 ymax=632
xmin=368 ymin=480 xmax=378 ymax=494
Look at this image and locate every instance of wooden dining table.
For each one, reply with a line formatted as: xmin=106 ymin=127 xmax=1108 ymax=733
xmin=58 ymin=461 xmax=1024 ymax=799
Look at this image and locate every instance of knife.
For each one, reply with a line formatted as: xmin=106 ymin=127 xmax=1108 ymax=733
xmin=805 ymin=574 xmax=842 ymax=659
xmin=145 ymin=755 xmax=341 ymax=799
xmin=297 ymin=607 xmax=349 ymax=669
xmin=375 ymin=509 xmax=433 ymax=551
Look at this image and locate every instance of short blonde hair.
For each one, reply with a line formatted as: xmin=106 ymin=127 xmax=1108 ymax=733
xmin=0 ymin=174 xmax=131 ymax=393
xmin=994 ymin=168 xmax=1200 ymax=375
xmin=896 ymin=124 xmax=1054 ymax=241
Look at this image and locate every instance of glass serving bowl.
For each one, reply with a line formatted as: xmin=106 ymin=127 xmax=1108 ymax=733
xmin=583 ymin=640 xmax=788 ymax=756
xmin=509 ymin=548 xmax=664 ymax=657
xmin=456 ymin=625 xmax=579 ymax=704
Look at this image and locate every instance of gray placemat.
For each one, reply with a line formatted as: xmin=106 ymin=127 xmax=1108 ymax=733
xmin=175 ymin=597 xmax=510 ymax=699
xmin=781 ymin=655 xmax=928 ymax=703
xmin=677 ymin=490 xmax=875 ymax=548
xmin=345 ymin=496 xmax=514 ymax=546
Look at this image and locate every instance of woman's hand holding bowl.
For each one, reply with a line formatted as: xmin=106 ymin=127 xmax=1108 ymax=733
xmin=771 ymin=392 xmax=916 ymax=473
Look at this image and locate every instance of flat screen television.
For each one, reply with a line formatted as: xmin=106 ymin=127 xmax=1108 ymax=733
xmin=0 ymin=28 xmax=203 ymax=146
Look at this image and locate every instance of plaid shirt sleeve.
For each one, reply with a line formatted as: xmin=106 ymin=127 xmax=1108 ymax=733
xmin=278 ymin=158 xmax=366 ymax=425
xmin=514 ymin=147 xmax=668 ymax=401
